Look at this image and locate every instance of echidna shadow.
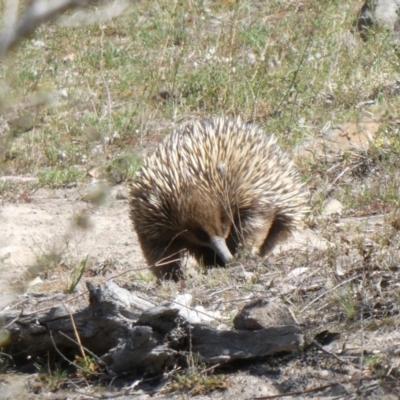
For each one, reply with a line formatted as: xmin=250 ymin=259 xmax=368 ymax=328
xmin=130 ymin=116 xmax=308 ymax=280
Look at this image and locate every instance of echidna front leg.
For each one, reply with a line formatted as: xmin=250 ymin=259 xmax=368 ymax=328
xmin=258 ymin=216 xmax=293 ymax=257
xmin=240 ymin=210 xmax=294 ymax=257
xmin=236 ymin=213 xmax=273 ymax=257
xmin=142 ymin=241 xmax=185 ymax=281
xmin=150 ymin=261 xmax=183 ymax=281
xmin=191 ymin=246 xmax=226 ymax=269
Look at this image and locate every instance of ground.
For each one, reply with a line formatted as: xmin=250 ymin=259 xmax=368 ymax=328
xmin=0 ymin=185 xmax=140 ymax=287
xmin=2 ymin=0 xmax=400 ymax=398
xmin=2 ymin=181 xmax=400 ymax=399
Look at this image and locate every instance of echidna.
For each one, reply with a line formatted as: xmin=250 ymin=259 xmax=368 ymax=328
xmin=130 ymin=116 xmax=307 ymax=280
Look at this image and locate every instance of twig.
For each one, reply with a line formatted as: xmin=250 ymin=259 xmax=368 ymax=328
xmin=311 ymin=339 xmax=359 ymax=368
xmin=4 ymin=315 xmax=20 ymax=330
xmin=63 ymin=389 xmax=104 ymax=399
xmin=201 ymin=363 xmax=222 ymax=374
xmin=148 ymin=292 xmax=226 ymax=324
xmin=62 ymin=302 xmax=86 ymax=361
xmin=275 ymin=25 xmax=314 ymax=117
xmin=253 ymin=382 xmax=341 ymax=399
xmin=156 ymin=230 xmax=188 ymax=264
xmin=0 ymin=351 xmax=13 ymax=360
xmin=154 ymin=249 xmax=185 ymax=267
xmin=58 ymin=331 xmax=102 ymax=363
xmin=21 ymin=290 xmax=90 ymax=317
xmin=99 ymin=29 xmax=113 ymax=130
xmin=20 ymin=265 xmax=151 ymax=317
xmin=300 ymin=275 xmax=359 ymax=313
xmin=49 ymin=330 xmax=102 ymax=376
xmin=253 ymin=377 xmax=376 ymax=399
xmin=356 ymin=270 xmax=367 ymax=393
xmin=325 ymin=166 xmax=350 ymax=197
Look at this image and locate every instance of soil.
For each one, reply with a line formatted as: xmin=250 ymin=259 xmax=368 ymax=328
xmin=1 ymin=184 xmax=142 ymax=273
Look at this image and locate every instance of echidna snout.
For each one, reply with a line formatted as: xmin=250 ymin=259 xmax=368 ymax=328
xmin=180 ymin=189 xmax=235 ymax=265
xmin=209 ymin=235 xmax=233 ymax=263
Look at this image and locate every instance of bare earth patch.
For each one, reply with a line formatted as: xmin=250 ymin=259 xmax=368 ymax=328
xmin=0 ymin=184 xmax=144 ymax=285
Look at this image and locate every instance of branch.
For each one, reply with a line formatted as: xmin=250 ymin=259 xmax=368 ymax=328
xmin=0 ymin=0 xmax=92 ymax=57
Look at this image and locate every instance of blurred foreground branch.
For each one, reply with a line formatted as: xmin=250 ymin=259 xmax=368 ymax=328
xmin=0 ymin=0 xmax=127 ymax=57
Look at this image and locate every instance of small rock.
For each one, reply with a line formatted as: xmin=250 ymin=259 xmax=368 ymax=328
xmin=62 ymin=53 xmax=75 ymax=62
xmin=27 ymin=276 xmax=43 ymax=287
xmin=243 ymin=271 xmax=256 ymax=282
xmin=322 ymin=199 xmax=344 ymax=216
xmin=9 ymin=111 xmax=36 ymax=136
xmin=287 ymin=267 xmax=310 ymax=279
xmin=115 ymin=187 xmax=130 ymax=200
xmin=294 ymin=119 xmax=382 ymax=165
xmin=193 ymin=305 xmax=222 ymax=322
xmin=280 ymin=284 xmax=297 ymax=295
xmin=247 ymin=52 xmax=256 ymax=66
xmin=81 ymin=180 xmax=109 ymax=205
xmin=272 ymin=228 xmax=331 ymax=254
xmin=172 ymin=294 xmax=201 ymax=323
xmin=357 ymin=0 xmax=400 ymax=39
xmin=31 ymin=40 xmax=46 ymax=48
xmin=58 ymin=88 xmax=68 ymax=98
xmin=0 ymin=246 xmax=37 ymax=269
xmin=234 ymin=299 xmax=298 ymax=331
xmin=88 ymin=167 xmax=104 ymax=179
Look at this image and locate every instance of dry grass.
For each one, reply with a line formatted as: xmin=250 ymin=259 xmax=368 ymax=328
xmin=1 ymin=1 xmax=400 ymax=206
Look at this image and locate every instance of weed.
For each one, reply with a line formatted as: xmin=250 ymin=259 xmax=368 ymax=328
xmin=337 ymin=290 xmax=358 ymax=321
xmin=1 ymin=0 xmax=400 ymax=191
xmin=0 ymin=180 xmax=11 ymax=194
xmin=166 ymin=367 xmax=230 ymax=395
xmin=34 ymin=360 xmax=68 ymax=391
xmin=37 ymin=167 xmax=85 ymax=188
xmin=74 ymin=355 xmax=100 ymax=380
xmin=364 ymin=354 xmax=387 ymax=378
xmin=66 ymin=256 xmax=88 ymax=294
xmin=103 ymin=152 xmax=142 ymax=183
xmin=0 ymin=329 xmax=11 ymax=349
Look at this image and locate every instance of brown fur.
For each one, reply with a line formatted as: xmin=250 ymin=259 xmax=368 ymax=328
xmin=130 ymin=116 xmax=308 ymax=280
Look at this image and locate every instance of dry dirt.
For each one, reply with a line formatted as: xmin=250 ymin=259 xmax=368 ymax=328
xmin=0 ymin=184 xmax=143 ymax=282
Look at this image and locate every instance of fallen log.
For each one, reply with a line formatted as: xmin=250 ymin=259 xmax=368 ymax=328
xmin=0 ymin=281 xmax=304 ymax=375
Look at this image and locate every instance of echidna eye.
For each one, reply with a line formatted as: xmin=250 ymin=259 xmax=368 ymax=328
xmin=221 ymin=223 xmax=228 ymax=235
xmin=194 ymin=229 xmax=209 ymax=243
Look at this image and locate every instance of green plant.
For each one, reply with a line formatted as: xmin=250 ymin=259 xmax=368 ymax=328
xmin=364 ymin=353 xmax=388 ymax=378
xmin=37 ymin=167 xmax=85 ymax=188
xmin=104 ymin=152 xmax=142 ymax=183
xmin=34 ymin=360 xmax=68 ymax=391
xmin=2 ymin=1 xmax=400 ymax=396
xmin=74 ymin=355 xmax=100 ymax=379
xmin=337 ymin=291 xmax=358 ymax=321
xmin=66 ymin=256 xmax=89 ymax=294
xmin=166 ymin=367 xmax=229 ymax=395
xmin=0 ymin=180 xmax=11 ymax=196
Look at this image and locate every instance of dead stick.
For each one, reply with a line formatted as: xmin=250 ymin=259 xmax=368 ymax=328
xmin=253 ymin=377 xmax=376 ymax=399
